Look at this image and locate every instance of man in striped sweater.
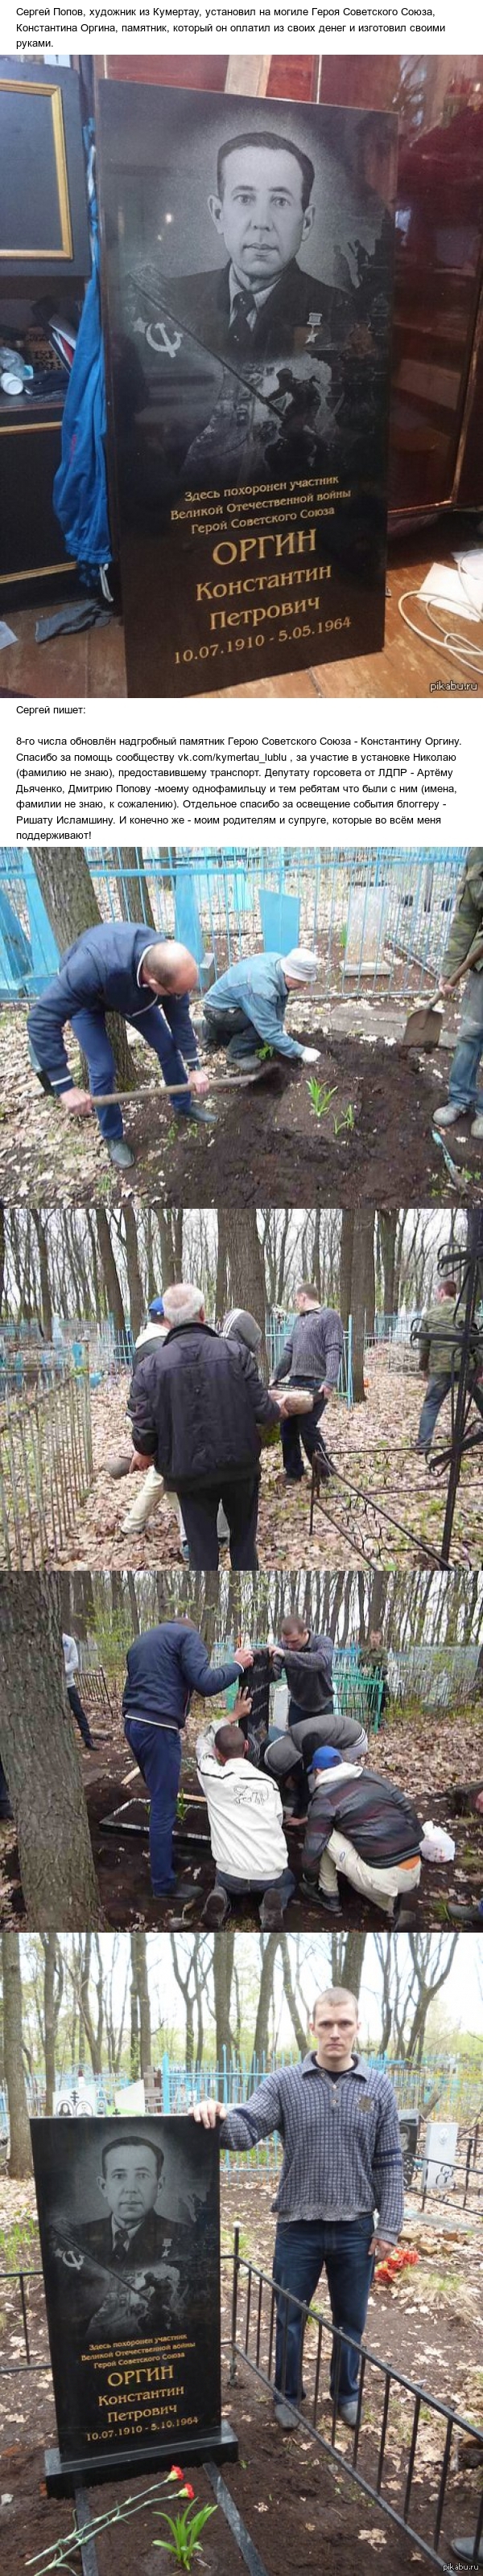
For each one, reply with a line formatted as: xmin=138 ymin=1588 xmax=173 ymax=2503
xmin=272 ymin=1283 xmax=343 ymax=1483
xmin=193 ymin=1986 xmax=403 ymax=2429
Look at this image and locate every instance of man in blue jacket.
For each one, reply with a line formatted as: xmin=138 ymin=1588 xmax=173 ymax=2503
xmin=122 ymin=1616 xmax=254 ymax=1897
xmin=202 ymin=947 xmax=322 ymax=1070
xmin=27 ymin=923 xmax=212 ymax=1169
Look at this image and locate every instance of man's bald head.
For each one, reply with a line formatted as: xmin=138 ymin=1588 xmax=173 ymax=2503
xmin=140 ymin=940 xmax=199 ymax=997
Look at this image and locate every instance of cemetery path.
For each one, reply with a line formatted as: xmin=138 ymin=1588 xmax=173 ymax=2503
xmin=52 ymin=1362 xmax=483 ymax=1576
xmin=1 ymin=1007 xmax=482 ymax=1206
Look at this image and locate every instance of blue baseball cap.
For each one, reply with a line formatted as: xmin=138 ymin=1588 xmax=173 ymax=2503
xmin=309 ymin=1746 xmax=342 ymax=1773
xmin=149 ymin=1296 xmax=164 ymax=1318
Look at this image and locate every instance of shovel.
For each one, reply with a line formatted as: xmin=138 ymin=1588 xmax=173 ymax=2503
xmin=33 ymin=1062 xmax=276 ymax=1107
xmin=402 ymin=932 xmax=483 ymax=1050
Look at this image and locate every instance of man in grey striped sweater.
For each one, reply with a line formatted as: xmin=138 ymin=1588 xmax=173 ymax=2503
xmin=272 ymin=1284 xmax=343 ymax=1483
xmin=194 ymin=1986 xmax=402 ymax=2429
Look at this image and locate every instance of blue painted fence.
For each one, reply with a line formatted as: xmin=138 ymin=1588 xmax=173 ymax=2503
xmin=0 ymin=846 xmax=464 ymax=998
xmin=1 ymin=2055 xmax=479 ymax=2160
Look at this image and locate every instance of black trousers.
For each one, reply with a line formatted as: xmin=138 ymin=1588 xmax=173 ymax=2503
xmin=68 ymin=1683 xmax=93 ymax=1748
xmin=179 ymin=1477 xmax=260 ymax=1570
xmin=281 ymin=1395 xmax=326 ymax=1480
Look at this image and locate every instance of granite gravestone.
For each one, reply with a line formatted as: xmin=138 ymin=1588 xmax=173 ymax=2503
xmin=98 ymin=82 xmax=397 ymax=698
xmin=31 ymin=2114 xmax=237 ymax=2494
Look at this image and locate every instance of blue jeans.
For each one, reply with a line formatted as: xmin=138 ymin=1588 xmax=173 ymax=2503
xmin=216 ymin=1867 xmax=295 ymax=1911
xmin=68 ymin=1000 xmax=195 ymax=1141
xmin=281 ymin=1398 xmax=326 ymax=1481
xmin=448 ymin=969 xmax=483 ymax=1111
xmin=417 ymin=1374 xmax=452 ymax=1451
xmin=124 ymin=1717 xmax=181 ymax=1893
xmin=273 ymin=2213 xmax=375 ymax=2403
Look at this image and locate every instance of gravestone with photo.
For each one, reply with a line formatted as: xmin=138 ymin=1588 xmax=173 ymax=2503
xmin=31 ymin=2114 xmax=237 ymax=2495
xmin=98 ymin=82 xmax=397 ymax=698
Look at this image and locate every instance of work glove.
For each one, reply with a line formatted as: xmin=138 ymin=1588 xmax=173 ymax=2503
xmin=299 ymin=1046 xmax=321 ymax=1065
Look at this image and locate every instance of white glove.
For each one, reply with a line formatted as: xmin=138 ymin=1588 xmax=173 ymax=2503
xmin=300 ymin=1046 xmax=321 ymax=1065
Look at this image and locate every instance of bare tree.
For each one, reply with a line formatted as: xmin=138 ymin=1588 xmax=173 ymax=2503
xmin=0 ymin=1577 xmax=101 ymax=1929
xmin=2 ymin=1931 xmax=33 ymax=2175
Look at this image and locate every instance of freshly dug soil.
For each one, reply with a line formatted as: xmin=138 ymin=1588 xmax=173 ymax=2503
xmin=1 ymin=1008 xmax=481 ymax=1205
xmin=3 ymin=1720 xmax=482 ymax=1931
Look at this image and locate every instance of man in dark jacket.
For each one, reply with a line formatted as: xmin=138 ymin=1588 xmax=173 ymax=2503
xmin=302 ymin=1747 xmax=422 ymax=1921
xmin=272 ymin=1283 xmax=344 ymax=1481
xmin=27 ymin=923 xmax=212 ymax=1171
xmin=434 ymin=847 xmax=483 ymax=1138
xmin=122 ymin=1615 xmax=253 ymax=1895
xmin=416 ymin=1276 xmax=483 ymax=1454
xmin=127 ymin=1280 xmax=283 ymax=1570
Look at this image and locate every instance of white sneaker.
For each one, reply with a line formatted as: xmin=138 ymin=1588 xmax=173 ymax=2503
xmin=434 ymin=1101 xmax=468 ymax=1128
xmin=471 ymin=1114 xmax=483 ymax=1139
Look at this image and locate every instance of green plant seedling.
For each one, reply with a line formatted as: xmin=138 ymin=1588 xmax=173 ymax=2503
xmin=334 ymin=1103 xmax=356 ymax=1136
xmin=307 ymin=1079 xmax=337 ymax=1120
xmin=154 ymin=2498 xmax=218 ymax=2567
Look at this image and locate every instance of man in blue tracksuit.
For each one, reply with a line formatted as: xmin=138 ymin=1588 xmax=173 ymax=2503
xmin=122 ymin=1617 xmax=254 ymax=1897
xmin=27 ymin=923 xmax=213 ymax=1169
xmin=202 ymin=947 xmax=321 ymax=1069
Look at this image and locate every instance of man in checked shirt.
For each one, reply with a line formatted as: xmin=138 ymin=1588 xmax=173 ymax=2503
xmin=194 ymin=1986 xmax=402 ymax=2429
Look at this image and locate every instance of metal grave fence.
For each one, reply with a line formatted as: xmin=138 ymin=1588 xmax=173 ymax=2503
xmin=229 ymin=2233 xmax=483 ymax=2573
xmin=0 ymin=846 xmax=464 ymax=998
xmin=0 ymin=1370 xmax=93 ymax=1570
xmin=2 ymin=2233 xmax=483 ymax=2573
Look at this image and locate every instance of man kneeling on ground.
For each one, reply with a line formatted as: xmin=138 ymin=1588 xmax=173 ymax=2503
xmin=197 ymin=1697 xmax=295 ymax=1929
xmin=301 ymin=1745 xmax=423 ymax=1922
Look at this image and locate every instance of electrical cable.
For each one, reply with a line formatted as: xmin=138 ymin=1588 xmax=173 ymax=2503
xmin=397 ymin=587 xmax=483 ymax=680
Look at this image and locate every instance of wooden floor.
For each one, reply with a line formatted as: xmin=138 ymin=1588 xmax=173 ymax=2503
xmin=4 ymin=520 xmax=481 ymax=700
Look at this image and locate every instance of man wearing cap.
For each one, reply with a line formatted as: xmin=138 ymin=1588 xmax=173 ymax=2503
xmin=192 ymin=1985 xmax=404 ymax=2430
xmin=272 ymin=1284 xmax=344 ymax=1484
xmin=201 ymin=947 xmax=321 ymax=1070
xmin=27 ymin=922 xmax=213 ymax=1171
xmin=301 ymin=1745 xmax=423 ymax=1922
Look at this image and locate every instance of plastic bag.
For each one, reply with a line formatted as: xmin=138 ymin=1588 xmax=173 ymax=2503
xmin=420 ymin=1821 xmax=456 ymax=1863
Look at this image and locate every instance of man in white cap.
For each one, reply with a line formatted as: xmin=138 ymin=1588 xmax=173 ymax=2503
xmin=201 ymin=947 xmax=321 ymax=1069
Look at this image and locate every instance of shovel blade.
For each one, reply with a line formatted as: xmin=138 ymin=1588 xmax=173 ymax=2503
xmin=402 ymin=1000 xmax=444 ymax=1051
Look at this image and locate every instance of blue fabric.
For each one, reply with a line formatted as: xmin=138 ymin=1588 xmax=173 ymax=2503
xmin=122 ymin=1620 xmax=240 ymax=1727
xmin=310 ymin=1747 xmax=342 ymax=1772
xmin=273 ymin=2213 xmax=375 ymax=2401
xmin=124 ymin=1716 xmax=181 ymax=1892
xmin=53 ymin=138 xmax=111 ymax=570
xmin=27 ymin=922 xmax=199 ymax=1103
xmin=204 ymin=953 xmax=303 ymax=1061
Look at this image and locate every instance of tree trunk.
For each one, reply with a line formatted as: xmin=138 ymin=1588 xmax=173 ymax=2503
xmin=42 ymin=1932 xmax=62 ymax=2114
xmin=251 ymin=1933 xmax=281 ymax=2073
xmin=96 ymin=1210 xmax=126 ymax=1336
xmin=2 ymin=1931 xmax=33 ymax=2176
xmin=122 ymin=1202 xmax=145 ymax=1339
xmin=117 ymin=851 xmax=156 ymax=931
xmin=31 ymin=1210 xmax=53 ymax=1341
xmin=378 ymin=1211 xmax=398 ymax=1318
xmin=213 ymin=1928 xmax=236 ymax=2064
xmin=0 ymin=1577 xmax=101 ymax=1927
xmin=31 ymin=847 xmax=137 ymax=1091
xmin=131 ymin=1929 xmax=151 ymax=2073
xmin=217 ymin=1210 xmax=268 ymax=1374
xmin=350 ymin=1211 xmax=375 ymax=1404
xmin=339 ymin=1211 xmax=354 ymax=1334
